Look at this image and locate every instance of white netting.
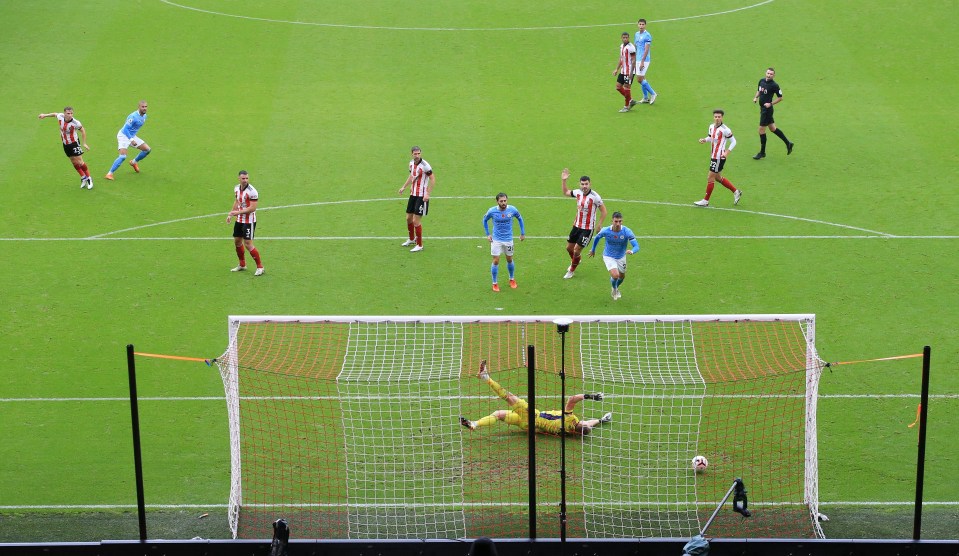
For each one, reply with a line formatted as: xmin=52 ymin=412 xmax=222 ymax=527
xmin=337 ymin=321 xmax=466 ymax=539
xmin=579 ymin=320 xmax=704 ymax=538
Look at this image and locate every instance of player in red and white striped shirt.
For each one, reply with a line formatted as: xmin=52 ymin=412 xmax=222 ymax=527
xmin=226 ymin=170 xmax=265 ymax=276
xmin=695 ymin=110 xmax=742 ymax=207
xmin=38 ymin=107 xmax=93 ymax=189
xmin=561 ymin=168 xmax=607 ymax=279
xmin=613 ymin=32 xmax=637 ymax=112
xmin=397 ymin=146 xmax=436 ymax=252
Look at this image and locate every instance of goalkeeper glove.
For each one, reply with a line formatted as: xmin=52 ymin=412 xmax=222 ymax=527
xmin=584 ymin=393 xmax=604 ymax=401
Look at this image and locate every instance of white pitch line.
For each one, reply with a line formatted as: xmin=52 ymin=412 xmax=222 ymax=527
xmin=0 ymin=397 xmax=227 ymax=402
xmin=4 ymin=235 xmax=959 ymax=241
xmin=93 ymin=195 xmax=881 ymax=239
xmin=84 ymin=197 xmax=395 ymax=239
xmin=3 ymin=394 xmax=956 ymax=403
xmin=1 ymin=196 xmax=953 ymax=241
xmin=229 ymin=500 xmax=959 ymax=509
xmin=159 ymin=0 xmax=776 ymax=31
xmin=3 ymin=500 xmax=958 ymax=510
xmin=0 ymin=504 xmax=226 ymax=510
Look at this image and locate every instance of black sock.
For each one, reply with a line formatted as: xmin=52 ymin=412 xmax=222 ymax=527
xmin=773 ymin=128 xmax=790 ymax=144
xmin=759 ymin=134 xmax=767 ymax=153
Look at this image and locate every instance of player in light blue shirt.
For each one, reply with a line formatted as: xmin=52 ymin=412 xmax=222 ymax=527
xmin=634 ymin=19 xmax=657 ymax=104
xmin=589 ymin=211 xmax=640 ymax=300
xmin=483 ymin=193 xmax=525 ymax=292
xmin=106 ymin=100 xmax=152 ymax=180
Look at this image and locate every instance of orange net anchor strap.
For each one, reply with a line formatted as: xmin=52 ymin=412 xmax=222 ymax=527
xmin=825 ymin=352 xmax=927 ymax=429
xmin=133 ymin=352 xmax=214 ymax=366
xmin=825 ymin=353 xmax=923 ymax=367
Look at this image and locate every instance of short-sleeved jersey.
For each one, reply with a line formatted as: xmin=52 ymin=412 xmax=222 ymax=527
xmin=634 ymin=30 xmax=652 ymax=62
xmin=408 ymin=159 xmax=433 ymax=197
xmin=536 ymin=410 xmax=580 ymax=435
xmin=120 ymin=111 xmax=147 ymax=138
xmin=56 ymin=114 xmax=82 ymax=145
xmin=569 ymin=189 xmax=604 ymax=230
xmin=756 ymin=78 xmax=782 ymax=105
xmin=484 ymin=205 xmax=525 ymax=242
xmin=619 ymin=42 xmax=636 ymax=75
xmin=706 ymin=124 xmax=734 ymax=159
xmin=234 ymin=184 xmax=259 ymax=224
xmin=592 ymin=225 xmax=639 ymax=259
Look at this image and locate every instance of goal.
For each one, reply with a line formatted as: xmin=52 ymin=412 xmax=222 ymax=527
xmin=215 ymin=315 xmax=824 ymax=540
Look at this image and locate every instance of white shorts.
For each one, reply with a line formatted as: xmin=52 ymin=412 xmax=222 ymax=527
xmin=603 ymin=255 xmax=627 ymax=274
xmin=117 ymin=132 xmax=146 ymax=150
xmin=634 ymin=60 xmax=650 ymax=77
xmin=490 ymin=240 xmax=514 ymax=257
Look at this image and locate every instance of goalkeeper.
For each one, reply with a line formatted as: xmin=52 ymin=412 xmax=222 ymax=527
xmin=460 ymin=360 xmax=612 ymax=435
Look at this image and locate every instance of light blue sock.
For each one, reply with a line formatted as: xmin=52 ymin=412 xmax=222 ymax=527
xmin=644 ymin=81 xmax=656 ymax=96
xmin=134 ymin=149 xmax=151 ymax=162
xmin=507 ymin=261 xmax=515 ymax=279
xmin=491 ymin=263 xmax=499 ymax=284
xmin=109 ymin=155 xmax=126 ymax=172
xmin=610 ymin=277 xmax=618 ymax=288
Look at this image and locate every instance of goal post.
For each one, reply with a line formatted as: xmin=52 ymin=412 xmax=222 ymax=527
xmin=215 ymin=315 xmax=824 ymax=540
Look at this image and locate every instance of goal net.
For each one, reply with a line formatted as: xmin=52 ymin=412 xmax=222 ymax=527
xmin=215 ymin=315 xmax=824 ymax=540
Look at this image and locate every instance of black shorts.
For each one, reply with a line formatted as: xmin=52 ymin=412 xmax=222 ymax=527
xmin=567 ymin=227 xmax=594 ymax=248
xmin=709 ymin=158 xmax=727 ymax=173
xmin=233 ymin=221 xmax=256 ymax=240
xmin=616 ymin=73 xmax=633 ymax=86
xmin=406 ymin=195 xmax=429 ymax=217
xmin=63 ymin=142 xmax=83 ymax=158
xmin=759 ymin=106 xmax=775 ymax=127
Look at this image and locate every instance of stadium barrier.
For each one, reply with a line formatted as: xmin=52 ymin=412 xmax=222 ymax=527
xmin=2 ymin=537 xmax=959 ymax=556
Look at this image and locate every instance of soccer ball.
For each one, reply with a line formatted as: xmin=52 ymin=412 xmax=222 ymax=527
xmin=692 ymin=455 xmax=708 ymax=472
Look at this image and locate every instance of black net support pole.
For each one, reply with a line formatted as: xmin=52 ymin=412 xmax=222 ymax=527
xmin=913 ymin=345 xmax=931 ymax=540
xmin=557 ymin=323 xmax=569 ymax=545
xmin=126 ymin=344 xmax=148 ymax=542
xmin=527 ymin=344 xmax=537 ymax=540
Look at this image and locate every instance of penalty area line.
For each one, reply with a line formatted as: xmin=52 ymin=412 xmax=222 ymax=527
xmin=2 ymin=235 xmax=958 ymax=242
xmin=0 ymin=195 xmax=939 ymax=240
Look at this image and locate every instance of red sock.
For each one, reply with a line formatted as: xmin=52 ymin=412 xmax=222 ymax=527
xmin=570 ymin=255 xmax=581 ymax=271
xmin=407 ymin=222 xmax=415 ymax=241
xmin=235 ymin=245 xmax=246 ymax=265
xmin=617 ymin=87 xmax=627 ymax=98
xmin=625 ymin=90 xmax=632 ymax=105
xmin=704 ymin=181 xmax=715 ymax=201
xmin=719 ymin=177 xmax=736 ymax=191
xmin=415 ymin=225 xmax=423 ymax=246
xmin=80 ymin=163 xmax=90 ymax=177
xmin=249 ymin=248 xmax=262 ymax=268
xmin=73 ymin=163 xmax=85 ymax=176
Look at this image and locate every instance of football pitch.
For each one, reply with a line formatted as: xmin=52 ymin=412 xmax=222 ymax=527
xmin=1 ymin=0 xmax=957 ymax=542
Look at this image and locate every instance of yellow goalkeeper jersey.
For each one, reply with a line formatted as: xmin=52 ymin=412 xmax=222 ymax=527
xmin=500 ymin=398 xmax=580 ymax=434
xmin=535 ymin=410 xmax=580 ymax=435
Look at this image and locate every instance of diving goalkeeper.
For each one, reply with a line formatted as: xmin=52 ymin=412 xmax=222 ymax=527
xmin=460 ymin=360 xmax=612 ymax=435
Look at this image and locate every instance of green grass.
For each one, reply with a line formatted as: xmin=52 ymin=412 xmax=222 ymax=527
xmin=1 ymin=0 xmax=958 ymax=543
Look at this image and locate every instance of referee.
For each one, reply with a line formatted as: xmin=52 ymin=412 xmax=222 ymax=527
xmin=752 ymin=67 xmax=794 ymax=159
